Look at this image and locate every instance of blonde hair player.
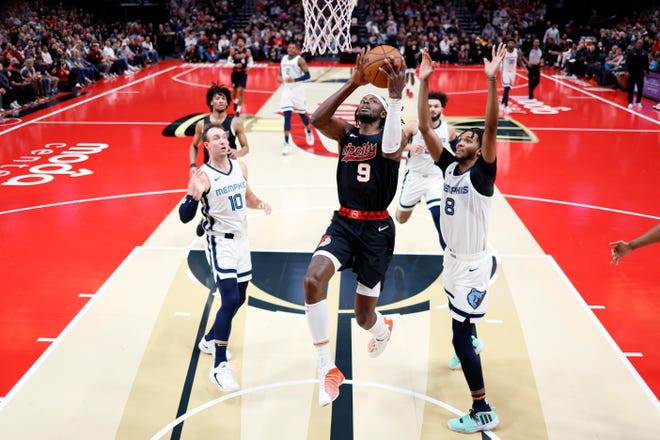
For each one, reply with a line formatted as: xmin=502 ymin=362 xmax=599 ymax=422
xmin=179 ymin=123 xmax=271 ymax=392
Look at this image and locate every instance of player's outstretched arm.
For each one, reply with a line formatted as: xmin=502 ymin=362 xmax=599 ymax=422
xmin=481 ymin=43 xmax=506 ymax=164
xmin=417 ymin=49 xmax=443 ymax=163
xmin=232 ymin=118 xmax=250 ymax=158
xmin=179 ymin=169 xmax=210 ymax=223
xmin=381 ymin=56 xmax=406 ymax=158
xmin=610 ymin=223 xmax=660 ymax=265
xmin=189 ymin=120 xmax=204 ymax=175
xmin=311 ymin=49 xmax=368 ymax=142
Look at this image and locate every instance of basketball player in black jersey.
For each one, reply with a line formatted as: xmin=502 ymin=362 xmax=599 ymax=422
xmin=303 ymin=52 xmax=415 ymax=407
xmin=228 ymin=36 xmax=253 ymax=116
xmin=402 ymin=35 xmax=421 ymax=98
xmin=190 ymin=83 xmax=250 ymax=235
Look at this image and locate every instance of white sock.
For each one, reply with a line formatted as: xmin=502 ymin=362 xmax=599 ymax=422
xmin=368 ymin=311 xmax=389 ymax=340
xmin=305 ymin=300 xmax=331 ymax=367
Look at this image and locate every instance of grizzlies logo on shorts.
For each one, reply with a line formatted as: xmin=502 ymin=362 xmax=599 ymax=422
xmin=467 ymin=288 xmax=487 ymax=309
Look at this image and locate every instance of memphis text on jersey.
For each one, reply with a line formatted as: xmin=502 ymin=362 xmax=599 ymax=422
xmin=444 ymin=183 xmax=469 ymax=194
xmin=215 ymin=181 xmax=246 ymax=196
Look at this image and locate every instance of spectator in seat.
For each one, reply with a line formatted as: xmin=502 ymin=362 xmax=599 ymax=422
xmin=7 ymin=60 xmax=36 ymax=105
xmin=0 ymin=63 xmax=20 ymax=110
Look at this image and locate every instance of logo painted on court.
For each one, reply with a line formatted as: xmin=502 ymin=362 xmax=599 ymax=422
xmin=162 ymin=113 xmax=207 ymax=138
xmin=450 ymin=117 xmax=539 ymax=143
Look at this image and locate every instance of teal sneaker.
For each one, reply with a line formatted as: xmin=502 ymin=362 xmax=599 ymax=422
xmin=448 ymin=336 xmax=484 ymax=370
xmin=448 ymin=407 xmax=499 ymax=433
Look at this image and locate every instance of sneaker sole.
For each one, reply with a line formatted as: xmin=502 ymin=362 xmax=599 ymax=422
xmin=448 ymin=417 xmax=499 ymax=433
xmin=209 ymin=373 xmax=240 ymax=392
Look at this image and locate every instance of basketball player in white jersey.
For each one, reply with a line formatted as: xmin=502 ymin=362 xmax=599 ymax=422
xmin=395 ymin=90 xmax=457 ymax=250
xmin=179 ymin=123 xmax=272 ymax=392
xmin=418 ymin=44 xmax=506 ymax=433
xmin=500 ymin=39 xmax=521 ymax=114
xmin=278 ymin=42 xmax=314 ymax=155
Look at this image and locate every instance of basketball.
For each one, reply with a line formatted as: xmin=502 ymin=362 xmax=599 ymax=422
xmin=362 ymin=45 xmax=404 ymax=88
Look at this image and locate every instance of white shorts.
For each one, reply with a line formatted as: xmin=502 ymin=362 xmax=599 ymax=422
xmin=205 ymin=233 xmax=252 ymax=283
xmin=398 ymin=171 xmax=443 ymax=211
xmin=501 ymin=72 xmax=516 ymax=87
xmin=281 ymin=85 xmax=307 ymax=113
xmin=442 ymin=251 xmax=494 ymax=323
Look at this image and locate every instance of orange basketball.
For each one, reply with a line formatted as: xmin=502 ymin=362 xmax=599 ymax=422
xmin=362 ymin=45 xmax=404 ymax=88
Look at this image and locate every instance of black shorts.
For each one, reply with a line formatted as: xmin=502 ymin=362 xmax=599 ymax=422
xmin=231 ymin=70 xmax=248 ymax=88
xmin=314 ymin=211 xmax=395 ymax=289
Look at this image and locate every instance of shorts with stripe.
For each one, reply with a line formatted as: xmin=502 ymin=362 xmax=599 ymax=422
xmin=442 ymin=251 xmax=494 ymax=323
xmin=398 ymin=170 xmax=443 ymax=211
xmin=313 ymin=211 xmax=395 ymax=290
xmin=205 ymin=233 xmax=252 ymax=283
xmin=501 ymin=72 xmax=516 ymax=87
xmin=281 ymin=86 xmax=307 ymax=113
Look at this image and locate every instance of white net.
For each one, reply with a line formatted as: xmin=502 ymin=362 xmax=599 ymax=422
xmin=302 ymin=0 xmax=357 ymax=55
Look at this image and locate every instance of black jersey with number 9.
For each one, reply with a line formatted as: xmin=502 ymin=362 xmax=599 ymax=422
xmin=336 ymin=127 xmax=400 ymax=211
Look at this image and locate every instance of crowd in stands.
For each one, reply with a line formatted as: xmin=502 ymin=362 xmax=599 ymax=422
xmin=0 ymin=0 xmax=159 ymax=113
xmin=1 ymin=0 xmax=659 ymax=114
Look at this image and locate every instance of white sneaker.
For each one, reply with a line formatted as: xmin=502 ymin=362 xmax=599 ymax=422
xmin=628 ymin=103 xmax=634 ymax=109
xmin=653 ymin=103 xmax=660 ymax=110
xmin=318 ymin=365 xmax=344 ymax=406
xmin=209 ymin=361 xmax=240 ymax=392
xmin=503 ymin=106 xmax=512 ymax=114
xmin=305 ymin=129 xmax=314 ymax=145
xmin=636 ymin=102 xmax=642 ymax=109
xmin=281 ymin=141 xmax=293 ymax=155
xmin=10 ymin=101 xmax=20 ymax=109
xmin=448 ymin=336 xmax=484 ymax=370
xmin=367 ymin=317 xmax=393 ymax=358
xmin=198 ymin=336 xmax=232 ymax=360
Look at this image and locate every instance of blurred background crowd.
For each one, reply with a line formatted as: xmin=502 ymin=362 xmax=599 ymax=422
xmin=1 ymin=0 xmax=658 ymax=111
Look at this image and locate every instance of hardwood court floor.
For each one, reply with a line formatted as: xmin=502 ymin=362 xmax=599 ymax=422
xmin=0 ymin=60 xmax=658 ymax=439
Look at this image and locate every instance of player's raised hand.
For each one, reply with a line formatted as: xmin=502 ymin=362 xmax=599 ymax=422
xmin=419 ymin=48 xmax=434 ymax=81
xmin=381 ymin=56 xmax=405 ymax=99
xmin=485 ymin=43 xmax=506 ymax=78
xmin=351 ymin=49 xmax=369 ymax=86
xmin=188 ymin=168 xmax=209 ymax=199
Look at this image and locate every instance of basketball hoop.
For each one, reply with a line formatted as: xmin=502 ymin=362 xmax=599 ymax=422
xmin=302 ymin=0 xmax=357 ymax=55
